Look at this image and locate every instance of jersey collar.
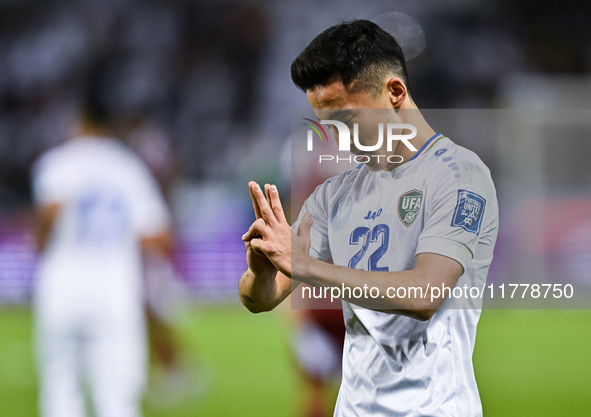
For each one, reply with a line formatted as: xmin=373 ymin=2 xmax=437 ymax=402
xmin=407 ymin=132 xmax=444 ymax=162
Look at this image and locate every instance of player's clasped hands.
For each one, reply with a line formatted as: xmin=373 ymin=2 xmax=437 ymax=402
xmin=242 ymin=181 xmax=313 ymax=279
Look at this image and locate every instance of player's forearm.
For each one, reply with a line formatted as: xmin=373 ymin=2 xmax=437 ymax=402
xmin=239 ymin=268 xmax=282 ymax=313
xmin=34 ymin=203 xmax=61 ymax=252
xmin=296 ymin=258 xmax=441 ymax=320
xmin=141 ymin=228 xmax=173 ymax=257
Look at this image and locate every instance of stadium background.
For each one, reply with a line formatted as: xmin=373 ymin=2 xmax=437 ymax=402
xmin=1 ymin=0 xmax=590 ymax=415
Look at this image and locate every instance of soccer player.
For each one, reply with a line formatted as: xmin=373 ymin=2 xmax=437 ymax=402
xmin=239 ymin=20 xmax=498 ymax=416
xmin=32 ymin=63 xmax=171 ymax=417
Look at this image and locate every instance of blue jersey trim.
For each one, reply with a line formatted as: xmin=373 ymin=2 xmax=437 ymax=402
xmin=407 ymin=132 xmax=442 ymax=162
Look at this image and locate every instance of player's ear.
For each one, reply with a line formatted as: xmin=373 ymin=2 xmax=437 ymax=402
xmin=385 ymin=77 xmax=407 ymax=108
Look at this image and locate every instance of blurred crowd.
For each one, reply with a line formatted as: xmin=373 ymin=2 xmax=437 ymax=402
xmin=2 ymin=0 xmax=591 ymax=209
xmin=0 ymin=0 xmax=269 ymax=208
xmin=1 ymin=0 xmax=590 ymax=304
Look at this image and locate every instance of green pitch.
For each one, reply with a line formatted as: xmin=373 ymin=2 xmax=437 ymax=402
xmin=0 ymin=307 xmax=590 ymax=416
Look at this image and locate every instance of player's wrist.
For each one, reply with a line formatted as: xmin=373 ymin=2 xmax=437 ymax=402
xmin=291 ymin=255 xmax=316 ymax=282
xmin=249 ymin=266 xmax=278 ymax=283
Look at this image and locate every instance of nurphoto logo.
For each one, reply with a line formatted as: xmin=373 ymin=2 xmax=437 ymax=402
xmin=302 ymin=118 xmax=418 ymax=165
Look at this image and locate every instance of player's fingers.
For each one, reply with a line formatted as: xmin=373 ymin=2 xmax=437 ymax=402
xmin=250 ymin=237 xmax=269 ymax=255
xmin=249 ymin=181 xmax=263 ymax=219
xmin=242 ymin=218 xmax=268 ymax=242
xmin=244 ymin=240 xmax=263 ymax=256
xmin=297 ymin=211 xmax=314 ymax=243
xmin=252 ymin=182 xmax=276 ymax=225
xmin=267 ymin=184 xmax=287 ymax=223
xmin=244 ymin=218 xmax=268 ymax=240
xmin=265 ymin=183 xmax=272 ymax=208
xmin=264 ymin=184 xmax=277 ymax=219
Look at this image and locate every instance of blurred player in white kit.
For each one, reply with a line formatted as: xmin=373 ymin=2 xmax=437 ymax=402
xmin=32 ymin=61 xmax=172 ymax=417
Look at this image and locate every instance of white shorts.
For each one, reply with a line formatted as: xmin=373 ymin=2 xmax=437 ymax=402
xmin=35 ymin=295 xmax=146 ymax=417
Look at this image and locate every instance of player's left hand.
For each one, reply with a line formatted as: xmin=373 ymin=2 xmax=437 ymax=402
xmin=242 ymin=181 xmax=312 ymax=279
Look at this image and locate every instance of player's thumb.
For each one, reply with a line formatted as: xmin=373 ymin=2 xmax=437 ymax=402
xmin=298 ymin=211 xmax=314 ymax=242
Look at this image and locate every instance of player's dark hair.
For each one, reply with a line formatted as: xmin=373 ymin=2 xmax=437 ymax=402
xmin=84 ymin=55 xmax=116 ymax=127
xmin=291 ymin=20 xmax=409 ymax=97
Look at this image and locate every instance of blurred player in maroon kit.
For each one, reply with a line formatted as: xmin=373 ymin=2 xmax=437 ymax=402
xmin=280 ymin=140 xmax=345 ymax=417
xmin=289 ymin=297 xmax=345 ymax=417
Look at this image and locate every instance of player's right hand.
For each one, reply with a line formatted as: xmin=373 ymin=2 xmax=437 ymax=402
xmin=242 ymin=181 xmax=278 ymax=279
xmin=244 ymin=239 xmax=277 ymax=278
xmin=242 ymin=181 xmax=294 ymax=278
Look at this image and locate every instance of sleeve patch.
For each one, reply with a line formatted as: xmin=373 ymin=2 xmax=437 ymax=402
xmin=451 ymin=190 xmax=486 ymax=235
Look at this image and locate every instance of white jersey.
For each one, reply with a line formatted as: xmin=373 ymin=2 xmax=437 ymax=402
xmin=292 ymin=134 xmax=499 ymax=416
xmin=32 ymin=136 xmax=170 ymax=318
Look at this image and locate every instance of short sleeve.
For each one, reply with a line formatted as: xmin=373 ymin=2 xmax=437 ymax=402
xmin=32 ymin=150 xmax=73 ymax=206
xmin=416 ymin=160 xmax=496 ymax=272
xmin=291 ymin=181 xmax=332 ymax=261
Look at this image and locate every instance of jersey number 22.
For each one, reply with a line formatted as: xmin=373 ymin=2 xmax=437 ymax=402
xmin=348 ymin=225 xmax=389 ymax=271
